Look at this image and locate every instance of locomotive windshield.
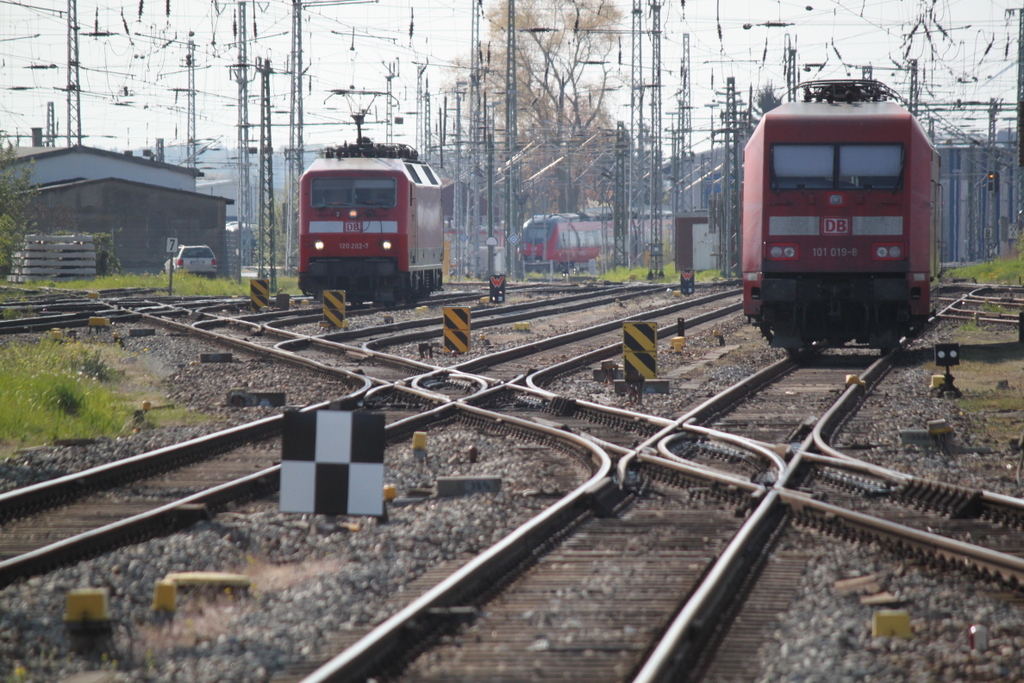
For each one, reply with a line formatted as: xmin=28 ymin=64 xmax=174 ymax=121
xmin=310 ymin=177 xmax=397 ymax=208
xmin=523 ymin=220 xmax=554 ymax=243
xmin=772 ymin=143 xmax=903 ymax=191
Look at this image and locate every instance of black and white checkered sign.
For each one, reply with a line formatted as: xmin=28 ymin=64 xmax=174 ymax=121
xmin=280 ymin=410 xmax=385 ymax=516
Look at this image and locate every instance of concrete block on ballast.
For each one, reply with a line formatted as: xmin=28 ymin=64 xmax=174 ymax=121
xmin=927 ymin=419 xmax=953 ymax=435
xmin=592 ymin=368 xmax=623 ymax=381
xmin=65 ymin=588 xmax=111 ymax=635
xmin=152 ymin=580 xmax=176 ymax=612
xmin=613 ymin=379 xmax=670 ymax=394
xmin=436 ymin=476 xmax=502 ymax=497
xmin=899 ymin=429 xmax=932 ymax=447
xmin=872 ymin=609 xmax=912 ymax=638
xmin=200 ymin=353 xmax=233 ymax=363
xmin=65 ymin=588 xmax=109 ymax=623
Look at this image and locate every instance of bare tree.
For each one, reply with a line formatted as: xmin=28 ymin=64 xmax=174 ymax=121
xmin=475 ymin=0 xmax=623 ymax=216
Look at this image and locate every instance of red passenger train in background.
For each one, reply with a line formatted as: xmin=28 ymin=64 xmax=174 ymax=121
xmin=298 ymin=134 xmax=444 ymax=304
xmin=742 ymin=80 xmax=940 ymax=351
xmin=521 ymin=213 xmax=606 ymax=272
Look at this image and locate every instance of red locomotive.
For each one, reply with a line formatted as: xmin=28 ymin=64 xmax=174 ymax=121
xmin=522 ymin=213 xmax=606 ymax=272
xmin=298 ymin=132 xmax=443 ymax=304
xmin=741 ymin=80 xmax=940 ymax=351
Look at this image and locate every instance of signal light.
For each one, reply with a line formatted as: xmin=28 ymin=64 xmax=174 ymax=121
xmin=934 ymin=343 xmax=959 ymax=367
xmin=988 ymin=171 xmax=999 ymax=192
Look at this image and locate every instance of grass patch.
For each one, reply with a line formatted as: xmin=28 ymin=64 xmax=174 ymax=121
xmin=941 ymin=328 xmax=1024 ymax=447
xmin=948 ymin=258 xmax=1024 ymax=285
xmin=0 ymin=340 xmax=134 ymax=454
xmin=3 ymin=273 xmax=301 ymax=298
xmin=599 ymin=264 xmax=723 ymax=283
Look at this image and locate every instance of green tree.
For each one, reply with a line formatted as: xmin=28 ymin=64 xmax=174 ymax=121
xmin=0 ymin=134 xmax=36 ymax=276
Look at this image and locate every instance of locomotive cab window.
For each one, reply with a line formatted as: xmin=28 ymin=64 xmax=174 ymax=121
xmin=838 ymin=144 xmax=903 ymax=190
xmin=310 ymin=177 xmax=397 ymax=208
xmin=404 ymin=163 xmax=423 ymax=184
xmin=772 ymin=143 xmax=903 ymax=191
xmin=772 ymin=145 xmax=834 ymax=189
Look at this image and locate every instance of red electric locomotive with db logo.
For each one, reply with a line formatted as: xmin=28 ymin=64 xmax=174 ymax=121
xmin=298 ymin=117 xmax=443 ymax=305
xmin=741 ymin=79 xmax=940 ymax=352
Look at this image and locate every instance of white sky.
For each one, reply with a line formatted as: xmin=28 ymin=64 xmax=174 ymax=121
xmin=0 ymin=0 xmax=1019 ymax=167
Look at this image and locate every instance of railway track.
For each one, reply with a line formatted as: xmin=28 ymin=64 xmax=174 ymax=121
xmin=4 ymin=284 xmax=1024 ymax=681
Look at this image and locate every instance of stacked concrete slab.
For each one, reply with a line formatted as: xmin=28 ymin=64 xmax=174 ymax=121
xmin=7 ymin=234 xmax=97 ymax=282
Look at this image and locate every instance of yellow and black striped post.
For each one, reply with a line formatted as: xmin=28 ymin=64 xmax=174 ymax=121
xmin=442 ymin=307 xmax=471 ymax=354
xmin=249 ymin=279 xmax=270 ymax=312
xmin=622 ymin=322 xmax=658 ymax=379
xmin=322 ymin=290 xmax=347 ymax=328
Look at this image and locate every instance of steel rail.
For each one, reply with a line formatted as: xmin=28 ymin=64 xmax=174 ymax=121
xmin=631 ymin=489 xmax=785 ymax=683
xmin=616 ymin=356 xmax=795 ymax=486
xmin=0 ymin=413 xmax=284 ymax=527
xmin=360 ymin=285 xmax=667 ymax=353
xmin=136 ymin=311 xmax=382 ymax=385
xmin=778 ymin=488 xmax=1024 ymax=586
xmin=0 ymin=383 xmax=460 ymax=587
xmin=520 ymin=294 xmax=743 ymax=390
xmin=0 ymin=466 xmax=280 ymax=588
xmin=301 ymin=403 xmax=614 ymax=683
xmin=648 ymin=445 xmax=765 ymax=490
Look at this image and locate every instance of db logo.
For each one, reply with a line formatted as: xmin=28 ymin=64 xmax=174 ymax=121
xmin=822 ymin=217 xmax=850 ymax=235
xmin=344 ymin=221 xmax=362 ymax=232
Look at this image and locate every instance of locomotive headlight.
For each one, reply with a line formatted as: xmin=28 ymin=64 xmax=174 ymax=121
xmin=382 ymin=240 xmax=393 ymax=250
xmin=314 ymin=240 xmax=325 ymax=250
xmin=767 ymin=244 xmax=798 ymax=260
xmin=873 ymin=244 xmax=903 ymax=260
xmin=348 ymin=209 xmax=358 ymax=218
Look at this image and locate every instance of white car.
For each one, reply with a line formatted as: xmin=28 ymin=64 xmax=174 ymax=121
xmin=165 ymin=245 xmax=217 ymax=276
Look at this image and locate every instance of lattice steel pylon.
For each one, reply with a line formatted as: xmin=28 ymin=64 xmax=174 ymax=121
xmin=66 ymin=0 xmax=81 ymax=146
xmin=784 ymin=34 xmax=797 ymax=101
xmin=988 ymin=99 xmax=1001 ymax=258
xmin=647 ymin=0 xmax=663 ymax=278
xmin=629 ymin=0 xmax=645 ymax=267
xmin=234 ymin=0 xmax=251 ymax=281
xmin=468 ymin=0 xmax=483 ymax=275
xmin=46 ymin=102 xmax=56 ymax=147
xmin=907 ymin=58 xmax=920 ymax=116
xmin=285 ymin=0 xmax=303 ymax=274
xmin=257 ymin=58 xmax=277 ymax=292
xmin=613 ymin=121 xmax=629 ymax=268
xmin=722 ymin=77 xmax=741 ymax=277
xmin=670 ymin=35 xmax=691 ymax=216
xmin=385 ymin=60 xmax=398 ymax=144
xmin=186 ymin=39 xmax=197 ymax=169
xmin=1014 ymin=7 xmax=1024 ymax=246
xmin=504 ymin=0 xmax=519 ymax=278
